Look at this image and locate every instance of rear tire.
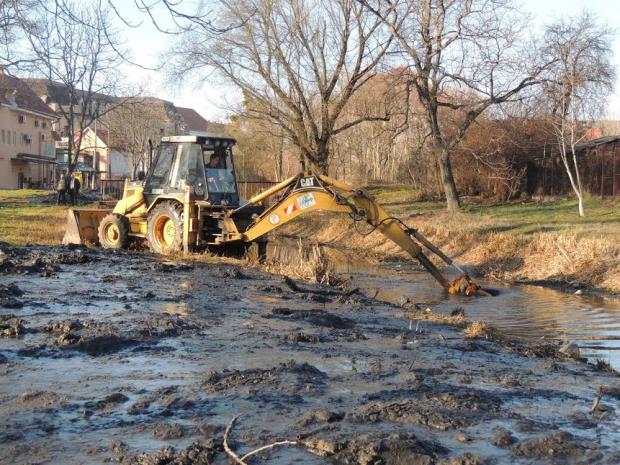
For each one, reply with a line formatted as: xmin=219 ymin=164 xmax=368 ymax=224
xmin=98 ymin=213 xmax=129 ymax=249
xmin=146 ymin=201 xmax=183 ymax=254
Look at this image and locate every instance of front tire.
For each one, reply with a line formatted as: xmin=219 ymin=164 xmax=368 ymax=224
xmin=146 ymin=201 xmax=183 ymax=254
xmin=98 ymin=213 xmax=129 ymax=249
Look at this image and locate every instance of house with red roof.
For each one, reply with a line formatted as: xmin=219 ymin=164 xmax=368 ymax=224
xmin=0 ymin=69 xmax=58 ymax=189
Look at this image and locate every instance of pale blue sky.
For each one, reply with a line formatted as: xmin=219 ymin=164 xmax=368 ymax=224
xmin=118 ymin=0 xmax=620 ymax=121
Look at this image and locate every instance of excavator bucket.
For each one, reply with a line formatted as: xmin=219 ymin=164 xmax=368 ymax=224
xmin=449 ymin=275 xmax=493 ymax=297
xmin=62 ymin=209 xmax=110 ymax=245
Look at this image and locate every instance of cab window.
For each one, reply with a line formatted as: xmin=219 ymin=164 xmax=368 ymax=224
xmin=147 ymin=143 xmax=176 ymax=190
xmin=175 ymin=143 xmax=205 ymax=189
xmin=204 ymin=146 xmax=236 ymax=194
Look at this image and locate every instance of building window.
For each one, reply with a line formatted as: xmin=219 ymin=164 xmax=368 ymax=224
xmin=42 ymin=122 xmax=47 ymax=129
xmin=1 ymin=130 xmax=4 ymax=144
xmin=34 ymin=120 xmax=40 ymax=127
xmin=18 ymin=115 xmax=25 ymax=124
xmin=41 ymin=134 xmax=45 ymax=141
xmin=13 ymin=131 xmax=16 ymax=145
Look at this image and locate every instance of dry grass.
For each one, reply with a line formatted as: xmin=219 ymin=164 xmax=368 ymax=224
xmin=463 ymin=321 xmax=490 ymax=339
xmin=275 ymin=195 xmax=620 ymax=293
xmin=0 ymin=201 xmax=66 ymax=245
xmin=404 ymin=308 xmax=467 ymax=327
xmin=263 ymin=239 xmax=342 ymax=286
xmin=0 ymin=189 xmax=52 ymax=201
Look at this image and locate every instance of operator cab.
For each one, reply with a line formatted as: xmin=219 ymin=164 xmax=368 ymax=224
xmin=144 ymin=135 xmax=240 ymax=207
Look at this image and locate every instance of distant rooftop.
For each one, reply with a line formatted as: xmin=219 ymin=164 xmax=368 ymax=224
xmin=0 ymin=71 xmax=56 ymax=118
xmin=575 ymin=135 xmax=620 ymax=153
xmin=176 ymin=106 xmax=208 ymax=133
xmin=22 ymin=78 xmax=114 ymax=106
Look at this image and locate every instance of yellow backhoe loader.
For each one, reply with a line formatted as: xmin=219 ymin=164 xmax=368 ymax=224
xmin=63 ymin=135 xmax=488 ymax=296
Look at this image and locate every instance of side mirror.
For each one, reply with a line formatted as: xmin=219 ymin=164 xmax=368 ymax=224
xmin=196 ymin=182 xmax=205 ymax=196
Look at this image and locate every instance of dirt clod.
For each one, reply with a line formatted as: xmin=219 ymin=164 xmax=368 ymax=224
xmin=265 ymin=307 xmax=355 ymax=329
xmin=59 ymin=334 xmax=139 ymax=355
xmin=153 ymin=422 xmax=185 ymax=440
xmin=284 ymin=331 xmax=322 ymax=343
xmin=0 ymin=315 xmax=26 ymax=337
xmin=113 ymin=439 xmax=221 ymax=465
xmin=353 ymin=386 xmax=501 ymax=431
xmin=492 ymin=428 xmax=517 ymax=447
xmin=45 ymin=319 xmax=84 ymax=334
xmin=203 ymin=360 xmax=327 ymax=396
xmin=0 ymin=282 xmax=23 ymax=308
xmin=511 ymin=431 xmax=586 ymax=459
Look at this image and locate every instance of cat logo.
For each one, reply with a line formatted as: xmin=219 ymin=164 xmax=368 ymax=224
xmin=300 ymin=177 xmax=315 ymax=188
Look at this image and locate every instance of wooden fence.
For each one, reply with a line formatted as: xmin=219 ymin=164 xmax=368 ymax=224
xmin=237 ymin=180 xmax=279 ymax=202
xmin=526 ymin=141 xmax=620 ymax=199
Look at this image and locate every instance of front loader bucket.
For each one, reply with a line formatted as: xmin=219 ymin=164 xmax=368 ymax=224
xmin=62 ymin=209 xmax=110 ymax=245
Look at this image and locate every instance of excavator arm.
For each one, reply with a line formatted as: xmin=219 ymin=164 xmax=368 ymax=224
xmin=223 ymin=172 xmax=489 ymax=296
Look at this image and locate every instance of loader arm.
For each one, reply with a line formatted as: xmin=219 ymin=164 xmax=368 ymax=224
xmin=225 ymin=172 xmax=488 ymax=296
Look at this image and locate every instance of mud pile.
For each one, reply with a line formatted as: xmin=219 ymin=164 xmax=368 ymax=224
xmin=0 ymin=244 xmax=618 ymax=465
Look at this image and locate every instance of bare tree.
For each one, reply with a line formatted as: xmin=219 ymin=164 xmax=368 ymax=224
xmin=541 ymin=13 xmax=614 ymax=217
xmin=359 ymin=0 xmax=549 ymax=210
xmin=0 ymin=0 xmax=39 ymax=70
xmin=25 ymin=0 xmax=130 ymax=172
xmin=169 ymin=0 xmax=392 ymax=173
xmin=106 ymin=99 xmax=163 ymax=178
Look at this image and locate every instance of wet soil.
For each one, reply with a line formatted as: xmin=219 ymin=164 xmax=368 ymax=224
xmin=0 ymin=244 xmax=619 ymax=465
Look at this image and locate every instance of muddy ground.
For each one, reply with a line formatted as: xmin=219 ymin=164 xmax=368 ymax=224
xmin=0 ymin=243 xmax=619 ymax=465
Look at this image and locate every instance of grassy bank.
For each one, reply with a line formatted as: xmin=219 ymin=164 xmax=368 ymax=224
xmin=0 ymin=190 xmax=66 ymax=245
xmin=282 ymin=186 xmax=620 ymax=293
xmin=2 ymin=188 xmax=618 ymax=293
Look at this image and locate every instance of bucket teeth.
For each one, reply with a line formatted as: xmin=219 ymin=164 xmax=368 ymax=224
xmin=449 ymin=275 xmax=491 ymax=296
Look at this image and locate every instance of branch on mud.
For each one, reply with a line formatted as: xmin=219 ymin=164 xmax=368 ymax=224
xmin=224 ymin=415 xmax=298 ymax=465
xmin=591 ymin=386 xmax=604 ymax=412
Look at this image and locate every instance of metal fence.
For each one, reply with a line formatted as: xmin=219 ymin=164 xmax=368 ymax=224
xmin=97 ymin=179 xmax=279 ymax=202
xmin=100 ymin=179 xmax=126 ymax=200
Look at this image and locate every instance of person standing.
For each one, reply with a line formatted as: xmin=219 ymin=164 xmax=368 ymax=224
xmin=56 ymin=173 xmax=67 ymax=205
xmin=68 ymin=172 xmax=81 ymax=205
xmin=74 ymin=173 xmax=81 ymax=202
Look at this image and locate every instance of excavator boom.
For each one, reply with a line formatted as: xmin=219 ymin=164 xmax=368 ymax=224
xmin=223 ymin=172 xmax=489 ymax=296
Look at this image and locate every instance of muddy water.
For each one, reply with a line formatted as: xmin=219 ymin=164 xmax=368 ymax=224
xmin=1 ymin=244 xmax=620 ymax=465
xmin=326 ymin=256 xmax=620 ymax=371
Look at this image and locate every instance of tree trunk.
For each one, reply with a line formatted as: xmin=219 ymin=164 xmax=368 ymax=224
xmin=67 ymin=134 xmax=74 ymax=174
xmin=313 ymin=157 xmax=329 ymax=174
xmin=276 ymin=134 xmax=284 ymax=181
xmin=313 ymin=141 xmax=330 ymax=175
xmin=572 ymin=149 xmax=586 ymax=217
xmin=577 ymin=193 xmax=585 ymax=217
xmin=438 ymin=147 xmax=461 ymax=210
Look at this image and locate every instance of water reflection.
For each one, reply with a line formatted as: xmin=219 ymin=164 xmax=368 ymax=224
xmin=350 ymin=263 xmax=620 ymax=370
